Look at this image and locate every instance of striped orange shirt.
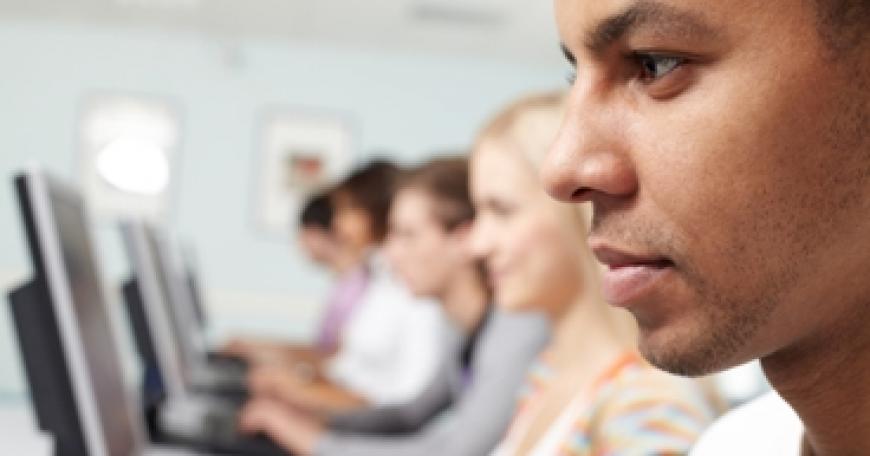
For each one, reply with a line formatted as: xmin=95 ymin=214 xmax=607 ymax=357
xmin=502 ymin=352 xmax=715 ymax=456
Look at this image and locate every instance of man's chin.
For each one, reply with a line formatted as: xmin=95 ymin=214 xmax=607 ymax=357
xmin=636 ymin=325 xmax=733 ymax=377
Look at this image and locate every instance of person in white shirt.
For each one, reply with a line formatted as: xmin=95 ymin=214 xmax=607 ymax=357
xmin=544 ymin=1 xmax=870 ymax=454
xmin=324 ymin=250 xmax=445 ymax=406
xmin=241 ymin=160 xmax=447 ymax=415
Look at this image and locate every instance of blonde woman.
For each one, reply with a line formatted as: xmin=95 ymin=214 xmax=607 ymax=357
xmin=469 ymin=93 xmax=715 ymax=455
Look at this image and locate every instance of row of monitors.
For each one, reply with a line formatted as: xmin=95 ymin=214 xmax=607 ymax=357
xmin=7 ymin=167 xmax=279 ymax=456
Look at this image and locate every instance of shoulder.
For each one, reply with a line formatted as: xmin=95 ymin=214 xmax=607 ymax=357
xmin=690 ymin=391 xmax=803 ymax=456
xmin=481 ymin=311 xmax=552 ymax=350
xmin=469 ymin=311 xmax=551 ymax=380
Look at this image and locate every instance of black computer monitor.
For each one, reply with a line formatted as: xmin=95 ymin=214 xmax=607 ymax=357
xmin=120 ymin=220 xmax=191 ymax=419
xmin=7 ymin=168 xmax=144 ymax=456
xmin=149 ymin=228 xmax=250 ymax=372
xmin=146 ymin=227 xmax=212 ymax=370
xmin=121 ymin=218 xmax=247 ymax=398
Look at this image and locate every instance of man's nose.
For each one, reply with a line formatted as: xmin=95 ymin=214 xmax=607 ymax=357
xmin=541 ymin=89 xmax=638 ymax=205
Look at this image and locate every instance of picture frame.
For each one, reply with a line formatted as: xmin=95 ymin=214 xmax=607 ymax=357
xmin=253 ymin=108 xmax=356 ymax=238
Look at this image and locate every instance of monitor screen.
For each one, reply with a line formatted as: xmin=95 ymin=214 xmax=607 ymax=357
xmin=37 ymin=171 xmax=140 ymax=456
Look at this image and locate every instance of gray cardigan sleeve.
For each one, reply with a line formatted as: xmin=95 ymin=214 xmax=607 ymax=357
xmin=324 ymin=324 xmax=465 ymax=434
xmin=326 ymin=359 xmax=456 ymax=434
xmin=314 ymin=311 xmax=551 ymax=456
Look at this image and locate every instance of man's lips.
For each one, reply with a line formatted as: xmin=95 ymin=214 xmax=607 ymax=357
xmin=590 ymin=243 xmax=672 ymax=269
xmin=590 ymin=243 xmax=674 ymax=307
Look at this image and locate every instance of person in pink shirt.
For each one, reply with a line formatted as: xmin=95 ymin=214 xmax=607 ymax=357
xmin=222 ymin=162 xmax=401 ymax=367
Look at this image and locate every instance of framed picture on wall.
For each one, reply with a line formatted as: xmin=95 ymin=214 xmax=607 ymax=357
xmin=253 ymin=108 xmax=356 ymax=238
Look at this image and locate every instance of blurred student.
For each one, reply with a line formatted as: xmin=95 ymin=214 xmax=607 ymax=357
xmin=239 ymin=157 xmax=550 ymax=455
xmin=223 ymin=191 xmax=366 ymax=365
xmin=298 ymin=191 xmax=366 ymax=353
xmin=243 ymin=160 xmax=447 ymax=413
xmin=469 ymin=94 xmax=715 ymax=455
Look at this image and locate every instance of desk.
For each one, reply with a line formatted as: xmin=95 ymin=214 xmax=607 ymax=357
xmin=0 ymin=394 xmax=258 ymax=455
xmin=0 ymin=399 xmax=199 ymax=456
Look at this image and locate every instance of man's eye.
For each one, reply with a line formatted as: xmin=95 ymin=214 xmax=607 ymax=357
xmin=566 ymin=69 xmax=577 ymax=86
xmin=488 ymin=202 xmax=514 ymax=218
xmin=635 ymin=53 xmax=685 ymax=82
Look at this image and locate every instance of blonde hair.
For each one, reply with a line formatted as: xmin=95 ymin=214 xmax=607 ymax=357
xmin=474 ymin=92 xmax=593 ymax=247
xmin=473 ymin=91 xmax=636 ymax=345
xmin=475 ymin=92 xmax=566 ymax=167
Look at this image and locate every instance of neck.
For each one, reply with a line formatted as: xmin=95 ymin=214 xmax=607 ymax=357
xmin=547 ymin=286 xmax=629 ymax=373
xmin=347 ymin=244 xmax=375 ymax=267
xmin=330 ymin=252 xmax=358 ymax=276
xmin=762 ymin=303 xmax=870 ymax=456
xmin=440 ymin=266 xmax=489 ymax=334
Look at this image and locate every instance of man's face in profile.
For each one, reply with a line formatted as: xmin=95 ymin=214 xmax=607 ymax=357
xmin=544 ymin=0 xmax=870 ymax=376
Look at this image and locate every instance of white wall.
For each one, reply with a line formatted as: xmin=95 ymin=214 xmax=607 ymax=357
xmin=0 ymin=20 xmax=565 ymax=395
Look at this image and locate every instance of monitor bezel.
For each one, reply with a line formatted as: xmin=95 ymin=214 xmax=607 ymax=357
xmin=149 ymin=229 xmax=209 ymax=365
xmin=120 ymin=220 xmax=190 ymax=400
xmin=24 ymin=166 xmax=147 ymax=456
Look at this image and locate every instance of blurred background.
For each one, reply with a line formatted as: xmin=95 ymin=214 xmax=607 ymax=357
xmin=0 ymin=0 xmax=766 ymax=406
xmin=0 ymin=0 xmax=567 ymax=399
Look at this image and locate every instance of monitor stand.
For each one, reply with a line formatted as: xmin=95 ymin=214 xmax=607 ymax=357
xmin=121 ymin=276 xmax=165 ymax=438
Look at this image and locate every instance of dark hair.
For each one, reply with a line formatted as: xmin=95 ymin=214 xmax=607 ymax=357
xmin=333 ymin=159 xmax=402 ymax=242
xmin=299 ymin=191 xmax=333 ymax=230
xmin=400 ymin=156 xmax=492 ymax=307
xmin=813 ymin=0 xmax=870 ymax=52
xmin=399 ymin=156 xmax=474 ymax=231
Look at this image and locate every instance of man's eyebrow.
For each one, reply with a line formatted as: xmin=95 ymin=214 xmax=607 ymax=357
xmin=561 ymin=43 xmax=576 ymax=66
xmin=584 ymin=0 xmax=718 ymax=55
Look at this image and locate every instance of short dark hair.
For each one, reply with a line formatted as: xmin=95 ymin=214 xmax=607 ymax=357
xmin=299 ymin=191 xmax=333 ymax=230
xmin=813 ymin=0 xmax=870 ymax=52
xmin=399 ymin=156 xmax=474 ymax=231
xmin=333 ymin=159 xmax=402 ymax=242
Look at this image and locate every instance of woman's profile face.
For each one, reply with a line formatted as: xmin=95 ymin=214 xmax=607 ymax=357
xmin=386 ymin=188 xmax=467 ymax=299
xmin=470 ymin=141 xmax=584 ymax=315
